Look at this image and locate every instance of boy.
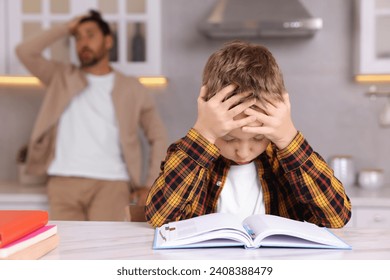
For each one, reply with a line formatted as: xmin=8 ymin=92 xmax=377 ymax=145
xmin=145 ymin=41 xmax=351 ymax=228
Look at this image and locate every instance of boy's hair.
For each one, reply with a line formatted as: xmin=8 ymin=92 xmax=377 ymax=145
xmin=78 ymin=10 xmax=111 ymax=36
xmin=202 ymin=41 xmax=285 ymax=102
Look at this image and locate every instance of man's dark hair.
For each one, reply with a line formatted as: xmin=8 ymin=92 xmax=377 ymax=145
xmin=79 ymin=10 xmax=111 ymax=36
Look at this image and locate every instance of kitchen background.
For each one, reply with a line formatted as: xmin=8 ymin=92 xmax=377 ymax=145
xmin=0 ymin=0 xmax=389 ymax=186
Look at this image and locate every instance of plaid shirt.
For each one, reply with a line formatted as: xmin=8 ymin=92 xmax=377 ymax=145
xmin=145 ymin=129 xmax=351 ymax=228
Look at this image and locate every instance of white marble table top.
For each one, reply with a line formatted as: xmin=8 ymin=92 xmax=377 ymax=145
xmin=42 ymin=221 xmax=390 ymax=260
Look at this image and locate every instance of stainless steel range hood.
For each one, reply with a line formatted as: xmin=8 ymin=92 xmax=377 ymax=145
xmin=199 ymin=0 xmax=323 ymax=38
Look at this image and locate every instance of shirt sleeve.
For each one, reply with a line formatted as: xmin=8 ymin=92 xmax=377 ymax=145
xmin=145 ymin=128 xmax=219 ymax=227
xmin=275 ymin=132 xmax=352 ymax=228
xmin=15 ymin=24 xmax=68 ymax=86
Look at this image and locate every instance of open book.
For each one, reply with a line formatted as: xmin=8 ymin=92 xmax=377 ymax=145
xmin=153 ymin=213 xmax=351 ymax=250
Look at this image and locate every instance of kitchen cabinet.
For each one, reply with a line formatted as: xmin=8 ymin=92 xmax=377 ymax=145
xmin=0 ymin=181 xmax=48 ymax=211
xmin=1 ymin=181 xmax=390 ymax=228
xmin=346 ymin=186 xmax=390 ymax=228
xmin=2 ymin=0 xmax=161 ymax=76
xmin=355 ymin=0 xmax=390 ymax=75
xmin=353 ymin=208 xmax=390 ymax=228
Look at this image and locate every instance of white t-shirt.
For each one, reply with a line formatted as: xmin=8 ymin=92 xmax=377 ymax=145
xmin=216 ymin=162 xmax=265 ymax=221
xmin=48 ymin=72 xmax=130 ymax=181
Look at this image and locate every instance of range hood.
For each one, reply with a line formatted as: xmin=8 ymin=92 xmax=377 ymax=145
xmin=199 ymin=0 xmax=323 ymax=38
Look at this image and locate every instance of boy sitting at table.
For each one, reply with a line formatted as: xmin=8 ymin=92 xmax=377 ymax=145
xmin=145 ymin=41 xmax=351 ymax=228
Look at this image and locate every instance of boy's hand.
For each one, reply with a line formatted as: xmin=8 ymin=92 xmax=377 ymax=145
xmin=243 ymin=93 xmax=297 ymax=150
xmin=193 ymin=85 xmax=256 ymax=144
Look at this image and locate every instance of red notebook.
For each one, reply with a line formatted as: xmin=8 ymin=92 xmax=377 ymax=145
xmin=0 ymin=210 xmax=48 ymax=248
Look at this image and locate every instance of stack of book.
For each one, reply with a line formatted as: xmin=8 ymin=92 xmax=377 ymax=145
xmin=0 ymin=210 xmax=58 ymax=260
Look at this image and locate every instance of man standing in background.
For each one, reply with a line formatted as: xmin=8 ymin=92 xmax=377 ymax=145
xmin=16 ymin=10 xmax=167 ymax=221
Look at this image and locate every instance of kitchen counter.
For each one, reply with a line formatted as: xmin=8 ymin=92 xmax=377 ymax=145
xmin=0 ymin=181 xmax=48 ymax=211
xmin=0 ymin=181 xmax=389 ymax=226
xmin=1 ymin=181 xmax=390 ymax=203
xmin=345 ymin=186 xmax=390 ymax=207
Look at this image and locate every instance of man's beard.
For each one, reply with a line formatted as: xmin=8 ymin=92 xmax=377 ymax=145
xmin=78 ymin=47 xmax=106 ymax=68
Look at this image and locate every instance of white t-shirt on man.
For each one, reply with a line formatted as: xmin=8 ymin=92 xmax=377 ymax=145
xmin=48 ymin=72 xmax=130 ymax=181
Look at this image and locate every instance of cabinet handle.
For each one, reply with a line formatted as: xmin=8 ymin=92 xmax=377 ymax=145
xmin=373 ymin=215 xmax=383 ymax=222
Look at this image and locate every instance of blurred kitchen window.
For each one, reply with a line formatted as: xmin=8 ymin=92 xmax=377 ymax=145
xmin=98 ymin=0 xmax=118 ymax=14
xmin=22 ymin=0 xmax=41 ymax=14
xmin=50 ymin=0 xmax=70 ymax=14
xmin=50 ymin=22 xmax=71 ymax=63
xmin=109 ymin=22 xmax=119 ymax=62
xmin=376 ymin=16 xmax=390 ymax=58
xmin=127 ymin=0 xmax=145 ymax=14
xmin=376 ymin=0 xmax=390 ymax=9
xmin=22 ymin=21 xmax=42 ymax=41
xmin=127 ymin=22 xmax=146 ymax=62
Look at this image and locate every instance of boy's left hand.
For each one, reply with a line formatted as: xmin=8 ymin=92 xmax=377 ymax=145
xmin=242 ymin=93 xmax=297 ymax=150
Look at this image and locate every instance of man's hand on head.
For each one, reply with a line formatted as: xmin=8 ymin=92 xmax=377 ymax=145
xmin=193 ymin=85 xmax=257 ymax=144
xmin=67 ymin=15 xmax=87 ymax=35
xmin=242 ymin=92 xmax=298 ymax=150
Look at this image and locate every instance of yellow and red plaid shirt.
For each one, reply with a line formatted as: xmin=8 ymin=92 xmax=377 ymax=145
xmin=145 ymin=129 xmax=351 ymax=228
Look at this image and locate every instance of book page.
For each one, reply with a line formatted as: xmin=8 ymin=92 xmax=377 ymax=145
xmin=155 ymin=228 xmax=251 ymax=248
xmin=156 ymin=213 xmax=253 ymax=247
xmin=254 ymin=234 xmax=348 ymax=249
xmin=243 ymin=214 xmax=350 ymax=249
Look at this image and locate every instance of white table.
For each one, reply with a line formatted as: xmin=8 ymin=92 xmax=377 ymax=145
xmin=42 ymin=221 xmax=390 ymax=260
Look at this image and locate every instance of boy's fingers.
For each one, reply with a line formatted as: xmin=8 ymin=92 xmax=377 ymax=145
xmin=213 ymin=84 xmax=237 ymax=102
xmin=258 ymin=100 xmax=274 ymax=113
xmin=255 ymin=98 xmax=283 ymax=116
xmin=244 ymin=107 xmax=271 ymax=126
xmin=198 ymin=86 xmax=208 ymax=101
xmin=224 ymin=90 xmax=254 ymax=109
xmin=228 ymin=98 xmax=256 ymax=117
xmin=242 ymin=125 xmax=268 ymax=134
xmin=282 ymin=92 xmax=291 ymax=108
xmin=233 ymin=115 xmax=257 ymax=129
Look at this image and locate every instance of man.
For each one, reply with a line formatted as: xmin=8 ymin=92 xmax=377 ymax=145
xmin=16 ymin=10 xmax=167 ymax=221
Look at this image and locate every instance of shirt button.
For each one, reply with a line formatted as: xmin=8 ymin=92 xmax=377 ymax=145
xmin=216 ymin=181 xmax=222 ymax=186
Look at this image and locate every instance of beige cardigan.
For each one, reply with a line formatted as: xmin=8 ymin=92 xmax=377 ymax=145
xmin=15 ymin=24 xmax=167 ymax=188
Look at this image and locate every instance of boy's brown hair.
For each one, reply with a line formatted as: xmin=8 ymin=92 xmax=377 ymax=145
xmin=202 ymin=41 xmax=285 ymax=102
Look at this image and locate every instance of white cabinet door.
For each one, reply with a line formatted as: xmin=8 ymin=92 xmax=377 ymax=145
xmin=355 ymin=207 xmax=390 ymax=228
xmin=4 ymin=0 xmax=161 ymax=76
xmin=355 ymin=0 xmax=390 ymax=75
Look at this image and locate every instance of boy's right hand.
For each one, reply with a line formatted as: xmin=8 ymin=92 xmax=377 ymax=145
xmin=193 ymin=85 xmax=256 ymax=144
